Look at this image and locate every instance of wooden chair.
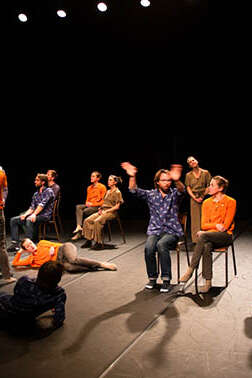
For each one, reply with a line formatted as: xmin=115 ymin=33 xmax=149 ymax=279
xmin=157 ymin=212 xmax=190 ymax=284
xmin=194 ymin=239 xmax=237 ymax=295
xmin=103 ymin=213 xmax=126 ymax=245
xmin=38 ymin=193 xmax=63 ymax=241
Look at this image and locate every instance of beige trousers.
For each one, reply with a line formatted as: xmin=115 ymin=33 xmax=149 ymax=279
xmin=83 ymin=211 xmax=116 ymax=244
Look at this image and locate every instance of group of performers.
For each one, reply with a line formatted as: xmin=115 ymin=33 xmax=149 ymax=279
xmin=0 ymin=158 xmax=236 ymax=332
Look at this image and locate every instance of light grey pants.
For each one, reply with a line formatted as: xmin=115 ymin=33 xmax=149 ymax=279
xmin=57 ymin=242 xmax=103 ymax=272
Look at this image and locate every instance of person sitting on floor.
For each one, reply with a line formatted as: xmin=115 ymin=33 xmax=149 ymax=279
xmin=81 ymin=175 xmax=124 ymax=250
xmin=0 ymin=261 xmax=66 ymax=333
xmin=179 ymin=175 xmax=236 ymax=293
xmin=72 ymin=171 xmax=107 ymax=241
xmin=12 ymin=238 xmax=117 ymax=272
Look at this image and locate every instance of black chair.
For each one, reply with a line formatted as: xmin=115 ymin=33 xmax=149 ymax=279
xmin=102 ymin=213 xmax=126 ymax=245
xmin=194 ymin=239 xmax=237 ymax=295
xmin=38 ymin=193 xmax=63 ymax=241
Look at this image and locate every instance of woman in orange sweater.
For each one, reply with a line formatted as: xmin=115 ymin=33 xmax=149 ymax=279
xmin=179 ymin=176 xmax=236 ymax=293
xmin=12 ymin=239 xmax=117 ymax=272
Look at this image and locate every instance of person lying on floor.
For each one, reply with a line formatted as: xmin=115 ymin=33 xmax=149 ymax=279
xmin=12 ymin=238 xmax=117 ymax=272
xmin=0 ymin=261 xmax=66 ymax=334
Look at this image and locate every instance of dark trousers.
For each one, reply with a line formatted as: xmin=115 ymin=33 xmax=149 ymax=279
xmin=190 ymin=231 xmax=233 ymax=280
xmin=144 ymin=233 xmax=178 ymax=281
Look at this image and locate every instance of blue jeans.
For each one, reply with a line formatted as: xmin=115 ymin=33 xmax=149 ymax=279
xmin=145 ymin=233 xmax=178 ymax=281
xmin=10 ymin=214 xmax=49 ymax=243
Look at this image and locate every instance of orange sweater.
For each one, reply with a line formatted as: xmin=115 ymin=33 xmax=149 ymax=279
xmin=86 ymin=183 xmax=107 ymax=207
xmin=201 ymin=195 xmax=236 ymax=234
xmin=12 ymin=240 xmax=62 ymax=268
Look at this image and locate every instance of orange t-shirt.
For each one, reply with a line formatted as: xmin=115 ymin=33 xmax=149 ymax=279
xmin=86 ymin=183 xmax=107 ymax=207
xmin=12 ymin=240 xmax=62 ymax=268
xmin=201 ymin=195 xmax=236 ymax=234
xmin=0 ymin=170 xmax=7 ymax=210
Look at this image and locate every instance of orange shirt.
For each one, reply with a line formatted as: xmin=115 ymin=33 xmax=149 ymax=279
xmin=0 ymin=170 xmax=7 ymax=210
xmin=12 ymin=240 xmax=62 ymax=268
xmin=86 ymin=183 xmax=107 ymax=207
xmin=201 ymin=195 xmax=236 ymax=234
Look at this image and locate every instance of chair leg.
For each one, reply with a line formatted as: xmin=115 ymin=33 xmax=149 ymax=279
xmin=117 ymin=217 xmax=126 ymax=243
xmin=195 ymin=267 xmax=199 ymax=295
xmin=225 ymin=252 xmax=228 ymax=287
xmin=107 ymin=221 xmax=112 ymax=242
xmin=231 ymin=243 xmax=237 ymax=276
xmin=185 ymin=238 xmax=190 ymax=267
xmin=54 ymin=221 xmax=61 ymax=241
xmin=176 ymin=246 xmax=180 ymax=284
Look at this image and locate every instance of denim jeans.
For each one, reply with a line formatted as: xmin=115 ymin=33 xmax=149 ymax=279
xmin=144 ymin=233 xmax=178 ymax=281
xmin=10 ymin=214 xmax=49 ymax=243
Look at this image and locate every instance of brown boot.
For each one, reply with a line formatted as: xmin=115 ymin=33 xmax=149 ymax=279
xmin=199 ymin=280 xmax=212 ymax=293
xmin=179 ymin=267 xmax=193 ymax=283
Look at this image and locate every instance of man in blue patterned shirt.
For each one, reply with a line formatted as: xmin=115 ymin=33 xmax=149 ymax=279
xmin=121 ymin=162 xmax=185 ymax=293
xmin=8 ymin=174 xmax=55 ymax=252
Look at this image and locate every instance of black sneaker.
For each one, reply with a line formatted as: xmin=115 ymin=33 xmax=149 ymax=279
xmin=145 ymin=280 xmax=157 ymax=290
xmin=7 ymin=242 xmax=20 ymax=253
xmin=160 ymin=281 xmax=172 ymax=293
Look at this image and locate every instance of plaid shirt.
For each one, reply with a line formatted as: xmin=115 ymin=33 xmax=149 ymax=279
xmin=0 ymin=276 xmax=66 ymax=327
xmin=30 ymin=187 xmax=55 ymax=220
xmin=130 ymin=187 xmax=184 ymax=237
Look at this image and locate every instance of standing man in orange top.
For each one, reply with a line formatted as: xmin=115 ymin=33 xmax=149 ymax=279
xmin=72 ymin=171 xmax=106 ymax=241
xmin=0 ymin=166 xmax=16 ymax=284
xmin=179 ymin=176 xmax=236 ymax=293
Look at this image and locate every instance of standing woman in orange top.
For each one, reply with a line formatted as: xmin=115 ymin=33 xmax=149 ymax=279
xmin=72 ymin=171 xmax=107 ymax=241
xmin=179 ymin=176 xmax=236 ymax=293
xmin=185 ymin=156 xmax=211 ymax=244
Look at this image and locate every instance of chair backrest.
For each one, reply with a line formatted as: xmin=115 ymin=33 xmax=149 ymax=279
xmin=178 ymin=213 xmax=187 ymax=234
xmin=51 ymin=192 xmax=61 ymax=221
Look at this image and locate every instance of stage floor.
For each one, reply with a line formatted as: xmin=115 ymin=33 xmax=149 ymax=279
xmin=1 ymin=219 xmax=252 ymax=378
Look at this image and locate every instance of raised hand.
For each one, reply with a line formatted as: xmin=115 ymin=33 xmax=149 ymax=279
xmin=121 ymin=162 xmax=138 ymax=177
xmin=170 ymin=164 xmax=183 ymax=181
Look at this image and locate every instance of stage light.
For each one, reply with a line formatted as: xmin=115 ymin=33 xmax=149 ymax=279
xmin=17 ymin=13 xmax=28 ymax=22
xmin=140 ymin=0 xmax=151 ymax=7
xmin=97 ymin=2 xmax=108 ymax=12
xmin=57 ymin=9 xmax=67 ymax=18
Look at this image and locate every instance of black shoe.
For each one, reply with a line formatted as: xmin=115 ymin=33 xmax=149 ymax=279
xmin=91 ymin=243 xmax=104 ymax=250
xmin=80 ymin=239 xmax=92 ymax=248
xmin=145 ymin=280 xmax=157 ymax=290
xmin=160 ymin=280 xmax=172 ymax=293
xmin=7 ymin=242 xmax=20 ymax=253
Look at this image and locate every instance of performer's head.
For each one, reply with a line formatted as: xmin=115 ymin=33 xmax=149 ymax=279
xmin=154 ymin=169 xmax=172 ymax=192
xmin=108 ymin=175 xmax=123 ymax=187
xmin=91 ymin=171 xmax=102 ymax=183
xmin=187 ymin=156 xmax=199 ymax=169
xmin=209 ymin=176 xmax=229 ymax=195
xmin=36 ymin=261 xmax=64 ymax=290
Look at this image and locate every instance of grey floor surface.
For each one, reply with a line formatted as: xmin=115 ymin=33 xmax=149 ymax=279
xmin=1 ymin=219 xmax=252 ymax=378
